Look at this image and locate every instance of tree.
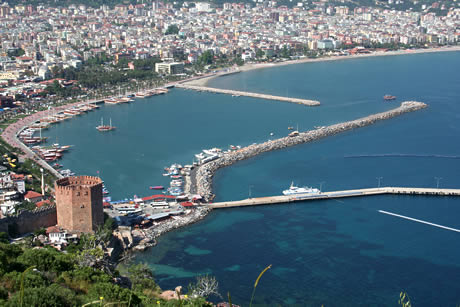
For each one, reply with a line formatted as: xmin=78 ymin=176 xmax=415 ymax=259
xmin=165 ymin=24 xmax=179 ymax=35
xmin=280 ymin=45 xmax=291 ymax=58
xmin=6 ymin=284 xmax=76 ymax=307
xmin=127 ymin=263 xmax=160 ymax=296
xmin=17 ymin=248 xmax=74 ymax=273
xmin=87 ymin=282 xmax=140 ymax=305
xmin=7 ymin=48 xmax=25 ymax=58
xmin=188 ymin=275 xmax=221 ymax=299
xmin=0 ymin=232 xmax=8 ymax=244
xmin=198 ymin=51 xmax=213 ymax=66
xmin=256 ymin=49 xmax=265 ymax=59
xmin=15 ymin=200 xmax=36 ymax=213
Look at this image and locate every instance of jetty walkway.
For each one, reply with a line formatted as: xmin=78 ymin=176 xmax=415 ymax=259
xmin=209 ymin=187 xmax=460 ymax=208
xmin=175 ymin=83 xmax=320 ymax=106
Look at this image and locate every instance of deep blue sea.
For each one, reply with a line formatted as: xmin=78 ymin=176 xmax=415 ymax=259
xmin=43 ymin=51 xmax=460 ymax=306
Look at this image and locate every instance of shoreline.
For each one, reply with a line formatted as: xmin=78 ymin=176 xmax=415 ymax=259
xmin=184 ymin=45 xmax=460 ymax=87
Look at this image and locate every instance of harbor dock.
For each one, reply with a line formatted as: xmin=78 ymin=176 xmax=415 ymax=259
xmin=209 ymin=187 xmax=460 ymax=209
xmin=175 ymin=83 xmax=320 ymax=106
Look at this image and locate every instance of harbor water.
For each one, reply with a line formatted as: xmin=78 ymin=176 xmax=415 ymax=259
xmin=43 ymin=51 xmax=460 ymax=306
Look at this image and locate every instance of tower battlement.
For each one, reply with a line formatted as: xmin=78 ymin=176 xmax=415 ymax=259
xmin=55 ymin=176 xmax=104 ymax=233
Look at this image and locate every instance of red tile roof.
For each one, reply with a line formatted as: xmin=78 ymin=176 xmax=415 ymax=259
xmin=142 ymin=194 xmax=176 ymax=201
xmin=36 ymin=199 xmax=51 ymax=208
xmin=24 ymin=190 xmax=42 ymax=199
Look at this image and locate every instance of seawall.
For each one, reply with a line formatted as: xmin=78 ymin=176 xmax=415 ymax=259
xmin=195 ymin=101 xmax=427 ymax=201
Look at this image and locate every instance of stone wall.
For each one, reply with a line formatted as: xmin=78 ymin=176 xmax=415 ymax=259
xmin=0 ymin=206 xmax=57 ymax=236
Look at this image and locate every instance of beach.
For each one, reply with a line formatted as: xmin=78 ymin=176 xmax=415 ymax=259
xmin=183 ymin=45 xmax=460 ymax=87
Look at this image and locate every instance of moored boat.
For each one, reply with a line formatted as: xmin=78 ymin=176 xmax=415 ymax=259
xmin=96 ymin=118 xmax=116 ymax=132
xmin=383 ymin=95 xmax=396 ymax=101
xmin=282 ymin=182 xmax=320 ymax=195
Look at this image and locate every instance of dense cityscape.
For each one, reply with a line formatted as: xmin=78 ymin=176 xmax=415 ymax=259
xmin=0 ymin=0 xmax=459 ymax=306
xmin=0 ymin=0 xmax=458 ymax=103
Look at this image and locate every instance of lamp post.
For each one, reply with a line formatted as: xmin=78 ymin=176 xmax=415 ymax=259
xmin=434 ymin=177 xmax=442 ymax=189
xmin=376 ymin=177 xmax=383 ymax=189
xmin=319 ymin=181 xmax=325 ymax=193
xmin=40 ymin=168 xmax=44 ymax=196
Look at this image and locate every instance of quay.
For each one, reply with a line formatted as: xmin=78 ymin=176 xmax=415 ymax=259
xmin=209 ymin=187 xmax=460 ymax=209
xmin=175 ymin=83 xmax=320 ymax=106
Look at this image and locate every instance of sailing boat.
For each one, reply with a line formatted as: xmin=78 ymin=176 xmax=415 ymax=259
xmin=96 ymin=118 xmax=116 ymax=132
xmin=288 ymin=123 xmax=299 ymax=137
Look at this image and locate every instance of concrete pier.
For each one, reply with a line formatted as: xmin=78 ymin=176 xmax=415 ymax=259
xmin=194 ymin=101 xmax=428 ymax=201
xmin=209 ymin=187 xmax=460 ymax=208
xmin=175 ymin=83 xmax=320 ymax=106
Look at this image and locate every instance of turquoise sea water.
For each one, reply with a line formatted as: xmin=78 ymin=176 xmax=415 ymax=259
xmin=43 ymin=51 xmax=460 ymax=306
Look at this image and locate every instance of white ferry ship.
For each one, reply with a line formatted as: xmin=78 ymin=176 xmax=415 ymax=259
xmin=282 ymin=182 xmax=320 ymax=195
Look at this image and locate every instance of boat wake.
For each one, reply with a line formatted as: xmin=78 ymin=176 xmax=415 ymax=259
xmin=344 ymin=154 xmax=460 ymax=159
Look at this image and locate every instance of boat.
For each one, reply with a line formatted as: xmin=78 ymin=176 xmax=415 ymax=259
xmin=96 ymin=118 xmax=116 ymax=132
xmin=282 ymin=182 xmax=320 ymax=195
xmin=52 ymin=163 xmax=63 ymax=169
xmin=383 ymin=95 xmax=396 ymax=101
xmin=150 ymin=186 xmax=164 ymax=190
xmin=118 ymin=97 xmax=133 ymax=103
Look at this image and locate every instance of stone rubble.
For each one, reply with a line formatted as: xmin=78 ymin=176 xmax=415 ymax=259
xmin=129 ymin=206 xmax=211 ymax=251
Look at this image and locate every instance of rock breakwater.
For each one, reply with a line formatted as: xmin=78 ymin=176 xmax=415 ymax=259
xmin=129 ymin=207 xmax=211 ymax=252
xmin=195 ymin=101 xmax=427 ymax=201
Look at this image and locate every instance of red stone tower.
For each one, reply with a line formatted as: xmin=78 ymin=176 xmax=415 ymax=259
xmin=55 ymin=176 xmax=104 ymax=233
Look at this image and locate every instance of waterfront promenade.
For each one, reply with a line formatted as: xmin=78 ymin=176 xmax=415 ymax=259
xmin=209 ymin=187 xmax=460 ymax=208
xmin=1 ymin=99 xmax=104 ymax=179
xmin=175 ymin=83 xmax=320 ymax=106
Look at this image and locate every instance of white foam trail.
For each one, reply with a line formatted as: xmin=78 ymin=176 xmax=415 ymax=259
xmin=378 ymin=210 xmax=460 ymax=233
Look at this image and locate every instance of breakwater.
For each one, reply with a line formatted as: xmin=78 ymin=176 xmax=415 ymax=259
xmin=209 ymin=187 xmax=460 ymax=209
xmin=175 ymin=84 xmax=320 ymax=106
xmin=195 ymin=101 xmax=427 ymax=201
xmin=345 ymin=154 xmax=460 ymax=159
